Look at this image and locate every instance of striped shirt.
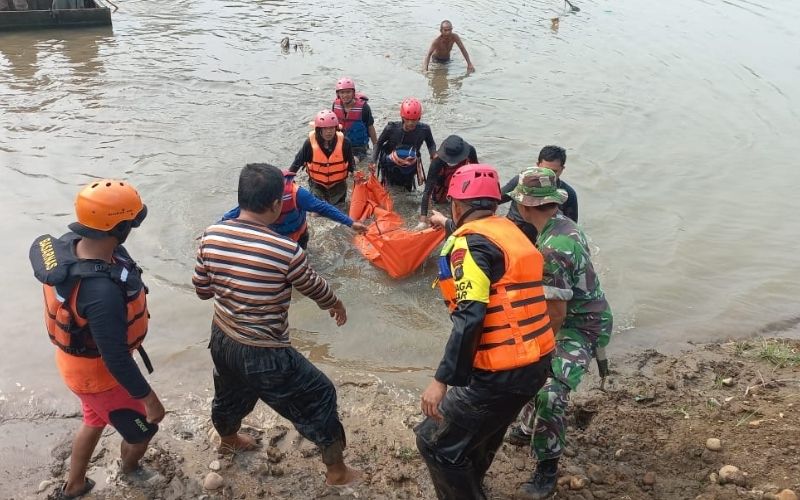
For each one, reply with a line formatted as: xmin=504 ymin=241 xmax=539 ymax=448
xmin=192 ymin=219 xmax=338 ymax=347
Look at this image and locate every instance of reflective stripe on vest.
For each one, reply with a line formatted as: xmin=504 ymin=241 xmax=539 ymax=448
xmin=43 ymin=280 xmax=149 ymax=358
xmin=437 ymin=216 xmax=555 ymax=371
xmin=307 ymin=131 xmax=348 ymax=187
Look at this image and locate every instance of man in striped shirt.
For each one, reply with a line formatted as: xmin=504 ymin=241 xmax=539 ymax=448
xmin=193 ymin=163 xmax=360 ymax=487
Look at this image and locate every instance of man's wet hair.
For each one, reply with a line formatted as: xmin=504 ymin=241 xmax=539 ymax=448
xmin=238 ymin=163 xmax=284 ymax=213
xmin=440 ymin=20 xmax=452 ymax=30
xmin=538 ymin=145 xmax=567 ymax=167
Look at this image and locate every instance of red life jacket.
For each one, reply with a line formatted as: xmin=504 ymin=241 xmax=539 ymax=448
xmin=332 ymin=94 xmax=367 ymax=131
xmin=278 ymin=171 xmax=299 ymax=220
xmin=275 ymin=171 xmax=308 ymax=241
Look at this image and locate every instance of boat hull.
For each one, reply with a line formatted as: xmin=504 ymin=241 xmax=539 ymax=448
xmin=0 ymin=7 xmax=111 ymax=30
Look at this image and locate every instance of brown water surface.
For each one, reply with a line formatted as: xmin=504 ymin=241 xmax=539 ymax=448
xmin=1 ymin=0 xmax=799 ymax=434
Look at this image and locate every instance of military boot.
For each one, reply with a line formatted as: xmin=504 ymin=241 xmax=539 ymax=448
xmin=505 ymin=424 xmax=531 ymax=447
xmin=517 ymin=458 xmax=559 ymax=499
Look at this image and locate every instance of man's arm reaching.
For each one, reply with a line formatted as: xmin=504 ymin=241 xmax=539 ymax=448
xmin=423 ymin=39 xmax=436 ymax=71
xmin=454 ymin=35 xmax=475 ymax=72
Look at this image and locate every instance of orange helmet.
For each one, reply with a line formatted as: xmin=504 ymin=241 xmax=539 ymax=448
xmin=69 ymin=180 xmax=147 ymax=239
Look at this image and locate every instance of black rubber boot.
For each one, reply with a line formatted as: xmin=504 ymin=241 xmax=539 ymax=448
xmin=517 ymin=458 xmax=559 ymax=499
xmin=505 ymin=424 xmax=531 ymax=447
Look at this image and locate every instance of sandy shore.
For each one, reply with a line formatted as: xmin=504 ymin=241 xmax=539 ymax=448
xmin=3 ymin=338 xmax=799 ymax=500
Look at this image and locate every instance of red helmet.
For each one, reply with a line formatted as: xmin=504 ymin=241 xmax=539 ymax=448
xmin=335 ymin=77 xmax=355 ymax=91
xmin=447 ymin=164 xmax=501 ymax=201
xmin=314 ymin=110 xmax=339 ymax=128
xmin=400 ymin=98 xmax=422 ymax=120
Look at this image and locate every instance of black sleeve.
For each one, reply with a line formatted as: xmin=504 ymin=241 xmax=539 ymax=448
xmin=434 ymin=234 xmax=505 ymax=386
xmin=424 ymin=126 xmax=436 ymax=158
xmin=420 ymin=158 xmax=444 ymax=216
xmin=500 ymin=175 xmax=519 ymax=204
xmin=444 ymin=218 xmax=456 ymax=235
xmin=560 ymin=180 xmax=579 ymax=223
xmin=468 ymin=145 xmax=479 ymax=163
xmin=373 ymin=123 xmax=391 ymax=162
xmin=77 ymin=278 xmax=151 ymax=399
xmin=362 ymin=103 xmax=374 ymax=126
xmin=290 ymin=139 xmax=312 ymax=172
xmin=342 ymin=137 xmax=356 ymax=172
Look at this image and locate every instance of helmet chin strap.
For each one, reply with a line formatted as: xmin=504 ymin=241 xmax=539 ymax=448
xmin=454 ymin=206 xmax=479 ymax=228
xmin=453 ymin=201 xmax=497 ymax=228
xmin=109 ymin=220 xmax=134 ymax=244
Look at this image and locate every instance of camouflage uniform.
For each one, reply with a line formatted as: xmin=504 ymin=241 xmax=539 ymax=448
xmin=509 ymin=168 xmax=612 ymax=461
xmin=519 ymin=214 xmax=612 ymax=459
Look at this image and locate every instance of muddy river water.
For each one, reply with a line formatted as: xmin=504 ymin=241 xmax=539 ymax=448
xmin=1 ymin=0 xmax=799 ymax=439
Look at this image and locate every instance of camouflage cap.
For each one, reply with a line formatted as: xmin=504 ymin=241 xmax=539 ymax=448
xmin=510 ymin=167 xmax=569 ymax=207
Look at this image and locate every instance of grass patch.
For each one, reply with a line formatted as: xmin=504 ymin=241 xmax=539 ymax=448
xmin=672 ymin=406 xmax=690 ymax=419
xmin=735 ymin=409 xmax=759 ymax=427
xmin=756 ymin=339 xmax=800 ymax=367
xmin=733 ymin=338 xmax=800 ymax=368
xmin=394 ymin=446 xmax=418 ymax=463
xmin=733 ymin=340 xmax=753 ymax=357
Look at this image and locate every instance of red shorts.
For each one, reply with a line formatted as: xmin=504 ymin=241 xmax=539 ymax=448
xmin=75 ymin=384 xmax=146 ymax=428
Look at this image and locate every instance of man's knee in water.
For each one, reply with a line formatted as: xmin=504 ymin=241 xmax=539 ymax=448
xmin=386 ymin=173 xmax=415 ymax=191
xmin=352 ymin=147 xmax=368 ymax=162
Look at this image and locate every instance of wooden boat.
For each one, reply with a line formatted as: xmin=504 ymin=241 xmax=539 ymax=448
xmin=0 ymin=0 xmax=112 ymax=31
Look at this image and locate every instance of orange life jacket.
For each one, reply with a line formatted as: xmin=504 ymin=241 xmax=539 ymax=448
xmin=43 ymin=278 xmax=148 ymax=359
xmin=437 ymin=216 xmax=555 ymax=371
xmin=31 ymin=233 xmax=152 ymax=392
xmin=306 ymin=131 xmax=348 ymax=188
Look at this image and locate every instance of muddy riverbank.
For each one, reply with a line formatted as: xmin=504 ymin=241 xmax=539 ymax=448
xmin=5 ymin=337 xmax=798 ymax=500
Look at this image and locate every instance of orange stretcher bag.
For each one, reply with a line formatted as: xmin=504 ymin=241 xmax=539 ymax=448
xmin=351 ymin=171 xmax=444 ymax=279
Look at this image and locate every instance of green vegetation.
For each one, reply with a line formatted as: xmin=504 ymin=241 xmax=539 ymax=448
xmin=733 ymin=338 xmax=800 ymax=368
xmin=394 ymin=446 xmax=418 ymax=463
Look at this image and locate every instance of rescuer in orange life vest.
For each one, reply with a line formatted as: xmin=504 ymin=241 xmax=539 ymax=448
xmin=29 ymin=180 xmax=164 ymax=499
xmin=290 ymin=110 xmax=357 ymax=209
xmin=415 ymin=164 xmax=556 ymax=500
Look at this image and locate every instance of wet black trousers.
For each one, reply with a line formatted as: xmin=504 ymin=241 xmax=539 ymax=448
xmin=415 ymin=383 xmax=543 ymax=500
xmin=209 ymin=326 xmax=345 ymax=455
xmin=380 ymin=158 xmax=417 ymax=191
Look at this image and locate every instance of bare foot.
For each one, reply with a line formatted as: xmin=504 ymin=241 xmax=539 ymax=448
xmin=325 ymin=465 xmax=362 ymax=487
xmin=218 ymin=432 xmax=259 ymax=455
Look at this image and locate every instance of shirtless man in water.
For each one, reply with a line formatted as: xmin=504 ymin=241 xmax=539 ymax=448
xmin=424 ymin=20 xmax=475 ymax=73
